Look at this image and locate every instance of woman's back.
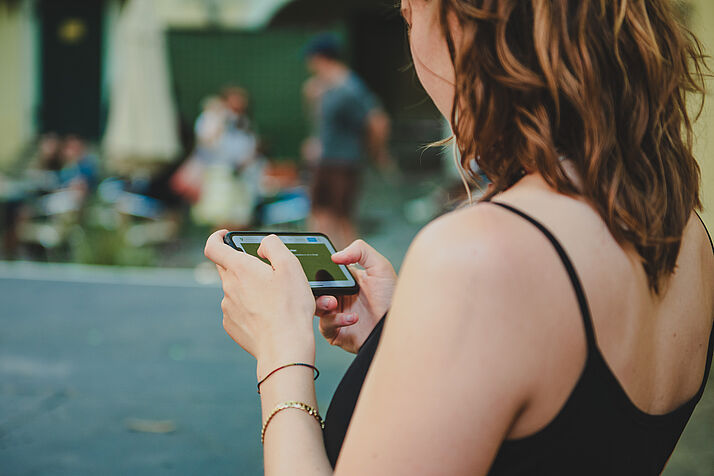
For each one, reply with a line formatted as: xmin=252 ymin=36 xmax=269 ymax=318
xmin=496 ymin=174 xmax=714 ymax=429
xmin=486 ymin=175 xmax=714 ymax=473
xmin=323 ymin=173 xmax=714 ymax=474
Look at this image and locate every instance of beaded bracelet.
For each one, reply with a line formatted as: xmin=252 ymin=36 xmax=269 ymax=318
xmin=257 ymin=363 xmax=319 ymax=394
xmin=261 ymin=401 xmax=325 ymax=444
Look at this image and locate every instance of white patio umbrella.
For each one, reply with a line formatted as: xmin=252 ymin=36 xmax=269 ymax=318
xmin=103 ymin=0 xmax=181 ymax=175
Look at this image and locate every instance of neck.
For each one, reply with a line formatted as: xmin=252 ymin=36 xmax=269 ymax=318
xmin=322 ymin=63 xmax=349 ymax=85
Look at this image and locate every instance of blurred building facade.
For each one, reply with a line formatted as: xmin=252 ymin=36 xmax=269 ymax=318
xmin=0 ymin=0 xmax=38 ymax=168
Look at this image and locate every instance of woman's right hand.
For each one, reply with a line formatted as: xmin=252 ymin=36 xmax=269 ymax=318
xmin=316 ymin=239 xmax=397 ymax=354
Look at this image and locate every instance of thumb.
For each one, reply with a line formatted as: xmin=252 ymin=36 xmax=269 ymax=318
xmin=257 ymin=234 xmax=299 ymax=271
xmin=332 ymin=239 xmax=385 ymax=270
xmin=204 ymin=229 xmax=235 ymax=268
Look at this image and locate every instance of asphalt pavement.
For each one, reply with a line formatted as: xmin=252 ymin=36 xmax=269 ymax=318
xmin=0 ymin=266 xmax=354 ymax=475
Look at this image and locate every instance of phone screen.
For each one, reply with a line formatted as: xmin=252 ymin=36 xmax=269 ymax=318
xmin=226 ymin=233 xmax=357 ymax=290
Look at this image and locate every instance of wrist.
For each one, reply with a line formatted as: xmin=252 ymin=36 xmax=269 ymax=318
xmin=256 ymin=331 xmax=315 ymax=381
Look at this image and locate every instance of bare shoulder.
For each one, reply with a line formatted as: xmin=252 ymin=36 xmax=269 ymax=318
xmin=406 ymin=203 xmax=528 ymax=272
xmin=400 ymin=203 xmax=545 ymax=306
xmin=392 ymin=198 xmax=592 ymax=398
xmin=390 ymin=201 xmax=570 ymax=386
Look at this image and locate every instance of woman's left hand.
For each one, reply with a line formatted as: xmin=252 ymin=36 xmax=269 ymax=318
xmin=204 ymin=230 xmax=317 ymax=377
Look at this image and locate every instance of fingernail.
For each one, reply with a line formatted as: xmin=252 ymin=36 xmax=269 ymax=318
xmin=345 ymin=313 xmax=356 ymax=324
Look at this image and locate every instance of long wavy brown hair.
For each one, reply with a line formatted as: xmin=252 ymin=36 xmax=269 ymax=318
xmin=437 ymin=0 xmax=708 ymax=293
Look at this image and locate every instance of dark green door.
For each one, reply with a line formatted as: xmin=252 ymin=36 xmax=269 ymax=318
xmin=39 ymin=0 xmax=104 ymax=139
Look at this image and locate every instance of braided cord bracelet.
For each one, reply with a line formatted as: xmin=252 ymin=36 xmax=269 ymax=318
xmin=257 ymin=363 xmax=319 ymax=394
xmin=261 ymin=401 xmax=325 ymax=444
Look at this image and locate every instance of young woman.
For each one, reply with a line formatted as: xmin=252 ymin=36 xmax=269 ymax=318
xmin=204 ymin=0 xmax=714 ymax=474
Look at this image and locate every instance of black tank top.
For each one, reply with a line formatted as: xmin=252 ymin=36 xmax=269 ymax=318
xmin=322 ymin=202 xmax=714 ymax=474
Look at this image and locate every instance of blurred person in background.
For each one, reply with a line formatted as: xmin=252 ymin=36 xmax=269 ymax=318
xmin=171 ymin=95 xmax=227 ymax=205
xmin=1 ymin=133 xmax=63 ymax=258
xmin=303 ymin=34 xmax=391 ymax=249
xmin=300 ymin=74 xmax=329 ymax=167
xmin=34 ymin=132 xmax=64 ymax=173
xmin=57 ymin=135 xmax=98 ymax=195
xmin=191 ymin=86 xmax=262 ymax=229
xmin=1 ymin=134 xmax=97 ymax=259
xmin=197 ymin=87 xmax=256 ymax=170
xmin=222 ymin=85 xmax=253 ymax=136
xmin=195 ymin=95 xmax=228 ymax=154
xmin=206 ymin=0 xmax=714 ymax=474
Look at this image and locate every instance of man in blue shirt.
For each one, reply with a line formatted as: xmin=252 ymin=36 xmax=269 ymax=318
xmin=303 ymin=34 xmax=390 ymax=249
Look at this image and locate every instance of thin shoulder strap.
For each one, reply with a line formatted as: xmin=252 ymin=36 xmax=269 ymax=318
xmin=488 ymin=201 xmax=598 ymax=348
xmin=694 ymin=212 xmax=714 ymax=395
xmin=695 ymin=212 xmax=714 ymax=254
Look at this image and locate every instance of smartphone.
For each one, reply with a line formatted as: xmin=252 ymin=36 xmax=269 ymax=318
xmin=223 ymin=232 xmax=359 ymax=296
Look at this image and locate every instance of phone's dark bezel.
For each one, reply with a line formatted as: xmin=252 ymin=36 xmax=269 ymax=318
xmin=222 ymin=231 xmax=359 ymax=296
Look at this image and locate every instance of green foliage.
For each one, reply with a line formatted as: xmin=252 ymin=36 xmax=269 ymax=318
xmin=70 ymin=222 xmax=158 ymax=267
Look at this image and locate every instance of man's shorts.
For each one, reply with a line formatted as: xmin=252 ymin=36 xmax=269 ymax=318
xmin=310 ymin=163 xmax=361 ymax=218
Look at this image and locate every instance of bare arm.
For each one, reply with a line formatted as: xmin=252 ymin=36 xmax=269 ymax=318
xmin=205 ymin=232 xmax=333 ymax=476
xmin=257 ymin=354 xmax=332 ymax=476
xmin=334 ymin=207 xmax=537 ymax=474
xmin=365 ymin=110 xmax=392 ymax=170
